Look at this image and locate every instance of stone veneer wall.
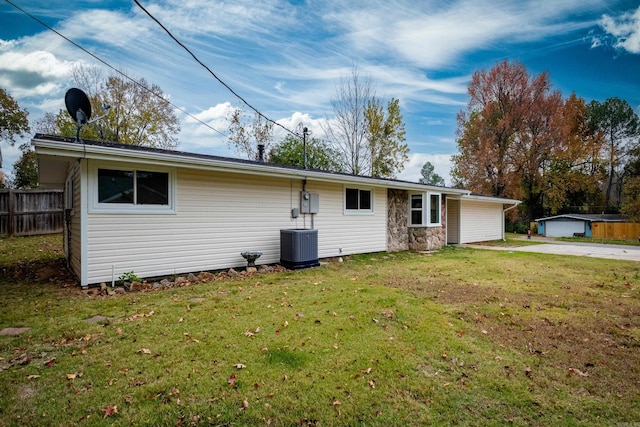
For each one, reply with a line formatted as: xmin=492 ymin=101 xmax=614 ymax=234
xmin=387 ymin=189 xmax=409 ymax=251
xmin=408 ymin=195 xmax=447 ymax=251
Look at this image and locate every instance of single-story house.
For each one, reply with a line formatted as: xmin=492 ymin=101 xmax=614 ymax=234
xmin=535 ymin=214 xmax=627 ymax=237
xmin=33 ymin=134 xmax=520 ymax=287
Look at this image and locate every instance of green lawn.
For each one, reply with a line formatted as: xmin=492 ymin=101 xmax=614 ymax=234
xmin=1 ymin=235 xmax=639 ymax=426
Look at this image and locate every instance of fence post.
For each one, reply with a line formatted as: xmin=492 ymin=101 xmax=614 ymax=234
xmin=8 ymin=189 xmax=14 ymax=237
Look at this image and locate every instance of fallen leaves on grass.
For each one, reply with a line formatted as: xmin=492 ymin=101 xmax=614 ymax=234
xmin=568 ymin=367 xmax=589 ymax=377
xmin=234 ymin=363 xmax=246 ymax=369
xmin=43 ymin=357 xmax=56 ymax=367
xmin=125 ymin=311 xmax=154 ymax=322
xmin=137 ymin=348 xmax=151 ymax=354
xmin=102 ymin=405 xmax=118 ymax=418
xmin=27 ymin=374 xmax=40 ymax=380
xmin=228 ymin=374 xmax=236 ymax=386
xmin=66 ymin=371 xmax=83 ymax=380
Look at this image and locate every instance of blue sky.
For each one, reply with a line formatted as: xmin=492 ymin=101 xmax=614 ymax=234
xmin=1 ymin=0 xmax=639 ymax=184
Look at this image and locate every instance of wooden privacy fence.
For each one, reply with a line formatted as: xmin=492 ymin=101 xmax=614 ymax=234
xmin=591 ymin=222 xmax=640 ymax=240
xmin=0 ymin=189 xmax=64 ymax=237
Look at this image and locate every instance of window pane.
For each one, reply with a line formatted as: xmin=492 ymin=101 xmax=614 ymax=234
xmin=411 ymin=210 xmax=422 ymax=225
xmin=137 ymin=171 xmax=169 ymax=205
xmin=98 ymin=169 xmax=134 ymax=203
xmin=346 ymin=188 xmax=359 ymax=210
xmin=430 ymin=194 xmax=440 ymax=224
xmin=359 ymin=190 xmax=371 ymax=210
xmin=411 ymin=194 xmax=422 ymax=209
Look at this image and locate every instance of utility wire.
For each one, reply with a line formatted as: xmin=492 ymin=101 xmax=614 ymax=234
xmin=4 ymin=0 xmax=229 ymax=140
xmin=133 ymin=0 xmax=299 ymax=138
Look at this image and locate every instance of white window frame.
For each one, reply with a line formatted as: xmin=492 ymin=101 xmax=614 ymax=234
xmin=409 ymin=191 xmax=441 ymax=227
xmin=343 ymin=186 xmax=374 ymax=215
xmin=409 ymin=193 xmax=424 ymax=226
xmin=428 ymin=192 xmax=442 ymax=227
xmin=88 ymin=161 xmax=176 ymax=214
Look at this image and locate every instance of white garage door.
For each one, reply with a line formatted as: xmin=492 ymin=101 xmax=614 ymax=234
xmin=545 ymin=220 xmax=585 ymax=237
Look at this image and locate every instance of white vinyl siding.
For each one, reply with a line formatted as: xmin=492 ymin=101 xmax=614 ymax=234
xmin=66 ymin=162 xmax=82 ymax=280
xmin=84 ymin=168 xmax=387 ymax=285
xmin=459 ymin=200 xmax=503 ymax=243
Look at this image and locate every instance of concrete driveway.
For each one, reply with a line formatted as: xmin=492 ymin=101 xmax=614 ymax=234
xmin=464 ymin=237 xmax=640 ymax=262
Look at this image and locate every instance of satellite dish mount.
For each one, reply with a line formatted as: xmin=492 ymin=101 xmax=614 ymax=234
xmin=64 ymin=88 xmax=110 ymax=142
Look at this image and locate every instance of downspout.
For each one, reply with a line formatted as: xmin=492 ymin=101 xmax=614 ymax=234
xmin=502 ymin=203 xmax=520 ymax=241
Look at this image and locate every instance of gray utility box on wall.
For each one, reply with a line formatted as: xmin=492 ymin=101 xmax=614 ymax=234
xmin=280 ymin=229 xmax=320 ymax=269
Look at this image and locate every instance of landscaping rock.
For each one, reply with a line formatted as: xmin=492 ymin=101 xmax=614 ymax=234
xmin=246 ymin=267 xmax=257 ymax=274
xmin=174 ymin=276 xmax=189 ymax=286
xmin=0 ymin=327 xmax=30 ymax=336
xmin=187 ymin=273 xmax=198 ymax=283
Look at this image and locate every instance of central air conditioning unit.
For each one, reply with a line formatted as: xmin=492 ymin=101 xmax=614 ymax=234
xmin=280 ymin=228 xmax=319 ymax=269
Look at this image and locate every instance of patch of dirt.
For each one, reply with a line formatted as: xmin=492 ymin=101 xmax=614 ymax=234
xmin=0 ymin=258 xmax=78 ymax=287
xmin=384 ymin=270 xmax=640 ymax=399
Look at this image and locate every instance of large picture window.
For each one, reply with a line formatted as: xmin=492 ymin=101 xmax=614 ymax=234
xmin=345 ymin=187 xmax=373 ymax=214
xmin=90 ymin=163 xmax=175 ymax=214
xmin=409 ymin=192 xmax=441 ymax=226
xmin=98 ymin=169 xmax=169 ymax=205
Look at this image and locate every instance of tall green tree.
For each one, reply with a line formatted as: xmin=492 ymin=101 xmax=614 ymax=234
xmin=324 ymin=67 xmax=408 ymax=177
xmin=0 ymin=87 xmax=30 ymax=167
xmin=366 ymin=97 xmax=408 ymax=178
xmin=269 ymin=126 xmax=342 ymax=171
xmin=419 ymin=161 xmax=445 ymax=186
xmin=588 ymin=97 xmax=640 ymax=209
xmin=11 ymin=143 xmax=38 ymax=189
xmin=41 ymin=66 xmax=180 ymax=149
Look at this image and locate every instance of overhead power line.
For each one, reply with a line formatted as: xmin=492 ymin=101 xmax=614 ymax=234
xmin=133 ymin=0 xmax=299 ymax=138
xmin=4 ymin=0 xmax=229 ymax=140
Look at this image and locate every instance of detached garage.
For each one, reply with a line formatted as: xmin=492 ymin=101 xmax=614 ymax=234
xmin=536 ymin=214 xmax=626 ymax=237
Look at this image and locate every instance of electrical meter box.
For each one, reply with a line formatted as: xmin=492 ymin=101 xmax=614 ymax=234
xmin=300 ymin=191 xmax=319 ymax=214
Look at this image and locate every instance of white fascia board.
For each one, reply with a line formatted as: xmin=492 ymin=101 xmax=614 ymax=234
xmin=32 ymin=137 xmax=471 ymax=195
xmin=461 ymin=194 xmax=521 ymax=205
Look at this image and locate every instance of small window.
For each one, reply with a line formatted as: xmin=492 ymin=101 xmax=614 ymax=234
xmin=344 ymin=187 xmax=373 ymax=214
xmin=409 ymin=192 xmax=441 ymax=227
xmin=430 ymin=193 xmax=441 ymax=225
xmin=410 ymin=194 xmax=423 ymax=225
xmin=428 ymin=193 xmax=441 ymax=225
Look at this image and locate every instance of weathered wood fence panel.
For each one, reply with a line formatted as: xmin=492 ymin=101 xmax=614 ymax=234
xmin=591 ymin=222 xmax=640 ymax=240
xmin=0 ymin=190 xmax=64 ymax=236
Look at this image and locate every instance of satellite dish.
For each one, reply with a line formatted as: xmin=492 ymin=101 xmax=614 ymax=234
xmin=65 ymin=88 xmax=92 ymax=124
xmin=64 ymin=88 xmax=110 ymax=142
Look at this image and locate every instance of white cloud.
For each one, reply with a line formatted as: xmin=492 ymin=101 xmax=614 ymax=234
xmin=0 ymin=43 xmax=75 ymax=98
xmin=329 ymin=0 xmax=604 ymax=69
xmin=600 ymin=6 xmax=640 ymax=54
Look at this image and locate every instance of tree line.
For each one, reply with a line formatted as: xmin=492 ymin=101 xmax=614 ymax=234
xmin=1 ymin=66 xmax=409 ymax=189
xmin=452 ymin=60 xmax=640 ymax=223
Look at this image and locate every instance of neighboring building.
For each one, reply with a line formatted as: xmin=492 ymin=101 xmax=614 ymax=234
xmin=33 ymin=135 xmax=520 ymax=287
xmin=535 ymin=214 xmax=627 ymax=237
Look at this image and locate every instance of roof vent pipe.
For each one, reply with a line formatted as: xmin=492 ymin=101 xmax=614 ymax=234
xmin=257 ymin=144 xmax=265 ymax=163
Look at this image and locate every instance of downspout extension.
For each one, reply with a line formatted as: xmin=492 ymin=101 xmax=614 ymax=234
xmin=502 ymin=203 xmax=520 ymax=241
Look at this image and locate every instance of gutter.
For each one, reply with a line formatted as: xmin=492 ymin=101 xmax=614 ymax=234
xmin=32 ymin=137 xmax=471 ymax=195
xmin=502 ymin=202 xmax=521 ymax=241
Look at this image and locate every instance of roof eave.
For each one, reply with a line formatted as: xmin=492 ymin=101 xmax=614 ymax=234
xmin=32 ymin=137 xmax=470 ymax=195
